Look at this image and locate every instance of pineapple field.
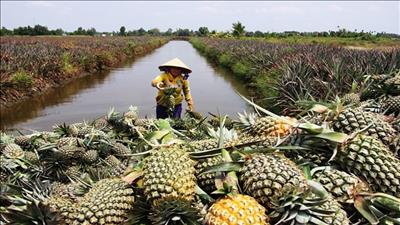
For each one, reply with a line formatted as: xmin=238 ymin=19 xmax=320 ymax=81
xmin=1 ymin=37 xmax=400 ymax=225
xmin=0 ymin=36 xmax=168 ymax=107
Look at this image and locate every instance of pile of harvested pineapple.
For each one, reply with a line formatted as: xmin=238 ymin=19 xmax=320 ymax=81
xmin=1 ymin=73 xmax=399 ymax=225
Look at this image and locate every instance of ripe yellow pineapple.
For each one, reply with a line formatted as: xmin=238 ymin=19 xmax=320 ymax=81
xmin=204 ymin=194 xmax=269 ymax=225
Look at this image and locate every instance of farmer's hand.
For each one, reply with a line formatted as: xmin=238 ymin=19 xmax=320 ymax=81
xmin=188 ymin=102 xmax=194 ymax=111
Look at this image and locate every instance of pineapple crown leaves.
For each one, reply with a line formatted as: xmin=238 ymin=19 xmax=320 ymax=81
xmin=195 ymin=185 xmax=214 ymax=203
xmin=354 ymin=192 xmax=400 ymax=225
xmin=148 ymin=197 xmax=201 ymax=225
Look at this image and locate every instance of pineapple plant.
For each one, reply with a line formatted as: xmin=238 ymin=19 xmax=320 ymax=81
xmin=142 ymin=145 xmax=196 ymax=204
xmin=204 ymin=194 xmax=269 ymax=225
xmin=24 ymin=151 xmax=40 ymax=164
xmin=2 ymin=143 xmax=25 ymax=159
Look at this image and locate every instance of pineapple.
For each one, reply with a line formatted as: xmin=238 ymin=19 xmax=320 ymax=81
xmin=236 ymin=112 xmax=294 ymax=138
xmin=312 ymin=167 xmax=370 ymax=204
xmin=64 ymin=165 xmax=81 ymax=179
xmin=342 ymin=93 xmax=360 ymax=105
xmin=204 ymin=194 xmax=269 ymax=225
xmin=105 ymin=155 xmax=127 ymax=176
xmin=381 ymin=95 xmax=400 ymax=116
xmin=24 ymin=151 xmax=39 ymax=164
xmin=14 ymin=135 xmax=32 ymax=149
xmin=195 ymin=155 xmax=224 ymax=194
xmin=239 ymin=153 xmax=309 ymax=209
xmin=82 ymin=150 xmax=99 ymax=164
xmin=337 ymin=135 xmax=400 ymax=197
xmin=47 ymin=178 xmax=135 ymax=225
xmin=57 ymin=145 xmax=85 ymax=160
xmin=93 ymin=117 xmax=109 ymax=130
xmin=112 ymin=142 xmax=131 ymax=156
xmin=332 ymin=107 xmax=397 ymax=147
xmin=2 ymin=143 xmax=25 ymax=159
xmin=142 ymin=145 xmax=196 ymax=204
xmin=188 ymin=139 xmax=219 ymax=152
xmin=73 ymin=178 xmax=135 ymax=225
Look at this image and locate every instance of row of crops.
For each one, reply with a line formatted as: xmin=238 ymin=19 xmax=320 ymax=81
xmin=0 ymin=36 xmax=168 ymax=106
xmin=190 ymin=38 xmax=400 ymax=114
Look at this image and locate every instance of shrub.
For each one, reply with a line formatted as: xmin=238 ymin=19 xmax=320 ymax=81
xmin=11 ymin=71 xmax=33 ymax=87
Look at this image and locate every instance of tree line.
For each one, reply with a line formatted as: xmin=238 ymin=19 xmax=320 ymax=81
xmin=1 ymin=23 xmax=398 ymax=39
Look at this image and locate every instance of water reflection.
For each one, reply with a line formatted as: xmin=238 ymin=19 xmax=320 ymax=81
xmin=1 ymin=41 xmax=251 ymax=132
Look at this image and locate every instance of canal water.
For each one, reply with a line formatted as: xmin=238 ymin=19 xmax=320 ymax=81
xmin=0 ymin=40 xmax=251 ymax=132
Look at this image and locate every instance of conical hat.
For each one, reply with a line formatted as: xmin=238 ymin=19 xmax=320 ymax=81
xmin=159 ymin=58 xmax=192 ymax=74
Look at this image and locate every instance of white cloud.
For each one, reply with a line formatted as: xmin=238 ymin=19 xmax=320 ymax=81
xmin=255 ymin=6 xmax=304 ymax=14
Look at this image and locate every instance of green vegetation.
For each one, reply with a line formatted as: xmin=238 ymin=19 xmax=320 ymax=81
xmin=190 ymin=37 xmax=400 ymax=113
xmin=0 ymin=36 xmax=168 ymax=106
xmin=10 ymin=71 xmax=33 ymax=88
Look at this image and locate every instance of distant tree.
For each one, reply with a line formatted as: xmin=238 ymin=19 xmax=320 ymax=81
xmin=119 ymin=26 xmax=126 ymax=36
xmin=197 ymin=27 xmax=209 ymax=37
xmin=0 ymin=27 xmax=13 ymax=36
xmin=254 ymin=30 xmax=264 ymax=37
xmin=164 ymin=28 xmax=173 ymax=36
xmin=232 ymin=21 xmax=245 ymax=37
xmin=148 ymin=28 xmax=160 ymax=36
xmin=137 ymin=27 xmax=146 ymax=36
xmin=175 ymin=28 xmax=190 ymax=36
xmin=86 ymin=27 xmax=97 ymax=36
xmin=33 ymin=25 xmax=49 ymax=35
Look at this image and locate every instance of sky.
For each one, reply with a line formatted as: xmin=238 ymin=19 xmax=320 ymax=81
xmin=1 ymin=1 xmax=399 ymax=34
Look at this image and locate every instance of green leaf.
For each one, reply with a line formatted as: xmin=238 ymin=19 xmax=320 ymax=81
xmin=307 ymin=180 xmax=329 ymax=199
xmin=200 ymin=162 xmax=243 ymax=175
xmin=310 ymin=104 xmax=329 ymax=113
xmin=156 ymin=119 xmax=172 ymax=130
xmin=371 ymin=193 xmax=400 ymax=213
xmin=314 ymin=132 xmax=348 ymax=143
xmin=195 ymin=185 xmax=214 ymax=203
xmin=354 ymin=196 xmax=379 ymax=225
xmin=298 ymin=123 xmax=324 ymax=134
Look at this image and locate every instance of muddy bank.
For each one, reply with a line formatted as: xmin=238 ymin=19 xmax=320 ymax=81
xmin=0 ymin=36 xmax=168 ymax=107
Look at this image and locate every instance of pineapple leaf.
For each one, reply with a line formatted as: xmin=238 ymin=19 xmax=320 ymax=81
xmin=354 ymin=196 xmax=379 ymax=225
xmin=195 ymin=185 xmax=214 ymax=203
xmin=199 ymin=162 xmax=242 ymax=175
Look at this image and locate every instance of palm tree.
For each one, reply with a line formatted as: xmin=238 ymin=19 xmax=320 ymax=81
xmin=232 ymin=21 xmax=245 ymax=37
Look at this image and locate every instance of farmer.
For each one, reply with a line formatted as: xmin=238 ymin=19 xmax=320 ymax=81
xmin=151 ymin=58 xmax=194 ymax=119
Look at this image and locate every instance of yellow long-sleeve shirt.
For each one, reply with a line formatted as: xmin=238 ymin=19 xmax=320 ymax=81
xmin=151 ymin=72 xmax=193 ymax=106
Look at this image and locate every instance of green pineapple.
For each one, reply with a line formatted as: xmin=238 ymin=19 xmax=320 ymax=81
xmin=239 ymin=153 xmax=309 ymax=209
xmin=2 ymin=143 xmax=25 ymax=159
xmin=342 ymin=93 xmax=360 ymax=105
xmin=337 ymin=135 xmax=400 ymax=197
xmin=57 ymin=145 xmax=85 ymax=160
xmin=24 ymin=151 xmax=40 ymax=164
xmin=332 ymin=107 xmax=397 ymax=147
xmin=142 ymin=146 xmax=196 ymax=204
xmin=105 ymin=155 xmax=127 ymax=176
xmin=14 ymin=135 xmax=32 ymax=149
xmin=112 ymin=142 xmax=131 ymax=156
xmin=381 ymin=95 xmax=400 ymax=116
xmin=195 ymin=155 xmax=223 ymax=194
xmin=82 ymin=150 xmax=99 ymax=164
xmin=312 ymin=167 xmax=370 ymax=204
xmin=236 ymin=112 xmax=294 ymax=138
